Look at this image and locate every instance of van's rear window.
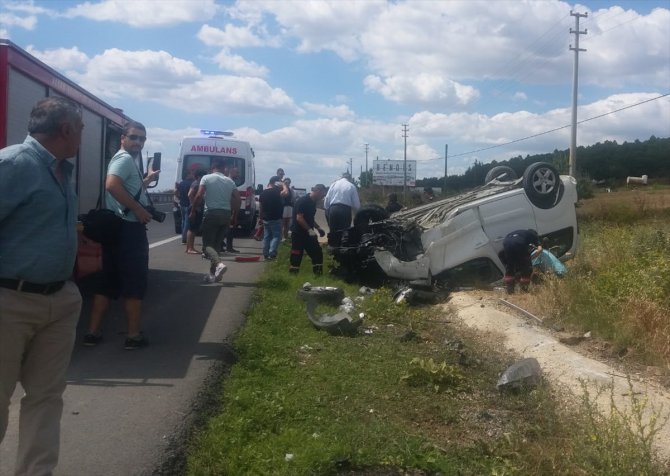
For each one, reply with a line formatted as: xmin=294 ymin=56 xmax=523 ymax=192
xmin=183 ymin=155 xmax=246 ymax=186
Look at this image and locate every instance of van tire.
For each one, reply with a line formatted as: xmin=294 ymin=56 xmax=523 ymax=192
xmin=523 ymin=162 xmax=564 ymax=209
xmin=485 ymin=166 xmax=517 ymax=184
xmin=354 ymin=205 xmax=389 ymax=227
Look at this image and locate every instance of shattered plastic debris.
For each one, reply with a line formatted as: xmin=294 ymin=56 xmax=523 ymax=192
xmin=497 ymin=357 xmax=543 ymax=391
xmin=298 ymin=285 xmax=362 ymax=336
xmin=339 ymin=297 xmax=355 ymax=313
xmin=394 ymin=287 xmax=414 ymax=304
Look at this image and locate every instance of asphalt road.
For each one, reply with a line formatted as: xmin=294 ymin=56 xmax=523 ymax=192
xmin=1 ymin=204 xmax=266 ymax=476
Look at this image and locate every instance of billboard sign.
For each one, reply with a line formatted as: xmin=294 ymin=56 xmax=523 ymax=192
xmin=372 ymin=159 xmax=416 ymax=186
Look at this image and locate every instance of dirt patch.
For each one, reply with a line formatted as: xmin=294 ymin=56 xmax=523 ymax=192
xmin=445 ymin=291 xmax=670 ymax=461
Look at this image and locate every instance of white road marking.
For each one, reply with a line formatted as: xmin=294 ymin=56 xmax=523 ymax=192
xmin=149 ymin=235 xmax=181 ymax=249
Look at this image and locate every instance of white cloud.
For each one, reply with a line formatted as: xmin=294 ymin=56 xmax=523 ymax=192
xmin=163 ymin=75 xmax=300 ymax=115
xmin=64 ymin=0 xmax=218 ymax=27
xmin=25 ymin=45 xmax=90 ymax=73
xmin=364 ymin=73 xmax=480 ymax=107
xmin=231 ymin=0 xmax=387 ymax=61
xmin=72 ymin=49 xmax=201 ymax=98
xmin=513 ymin=92 xmax=528 ymax=101
xmin=582 ymin=6 xmax=670 ymax=88
xmin=213 ymin=50 xmax=269 ymax=77
xmin=237 ymin=1 xmax=668 ymax=108
xmin=4 ymin=1 xmax=52 ymax=15
xmin=23 ymin=46 xmax=300 ymax=116
xmin=302 ymin=102 xmax=355 ymax=119
xmin=0 ymin=12 xmax=37 ymax=30
xmin=197 ymin=23 xmax=271 ymax=48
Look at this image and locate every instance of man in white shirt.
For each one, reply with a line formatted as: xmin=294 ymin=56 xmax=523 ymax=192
xmin=324 ymin=172 xmax=360 ymax=248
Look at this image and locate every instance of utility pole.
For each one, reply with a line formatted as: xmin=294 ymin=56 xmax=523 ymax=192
xmin=402 ymin=124 xmax=409 ymax=196
xmin=364 ymin=143 xmax=369 ymax=187
xmin=444 ymin=144 xmax=448 ymax=195
xmin=569 ymin=10 xmax=587 ymax=178
xmin=348 ymin=157 xmax=353 ymax=178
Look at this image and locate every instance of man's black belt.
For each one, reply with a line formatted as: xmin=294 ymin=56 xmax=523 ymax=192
xmin=0 ymin=278 xmax=66 ymax=295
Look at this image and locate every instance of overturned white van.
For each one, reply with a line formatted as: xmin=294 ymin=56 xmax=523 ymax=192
xmin=333 ymin=162 xmax=578 ymax=287
xmin=176 ymin=131 xmax=257 ymax=234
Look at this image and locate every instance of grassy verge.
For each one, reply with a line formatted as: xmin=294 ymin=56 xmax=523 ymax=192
xmin=528 ymin=189 xmax=670 ymax=367
xmin=185 ymin=243 xmax=669 ymax=475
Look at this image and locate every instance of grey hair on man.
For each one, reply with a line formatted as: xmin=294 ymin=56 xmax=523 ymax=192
xmin=27 ymin=97 xmax=82 ymax=137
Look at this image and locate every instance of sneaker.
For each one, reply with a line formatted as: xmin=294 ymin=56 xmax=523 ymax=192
xmin=214 ymin=262 xmax=228 ymax=282
xmin=83 ymin=333 xmax=103 ymax=347
xmin=124 ymin=333 xmax=147 ymax=350
xmin=227 ymin=248 xmax=240 ymax=253
xmin=203 ymin=273 xmax=215 ymax=283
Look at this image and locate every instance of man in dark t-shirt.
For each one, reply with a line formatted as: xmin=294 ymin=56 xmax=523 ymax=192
xmin=176 ymin=172 xmax=194 ymax=243
xmin=289 ymin=184 xmax=328 ymax=275
xmin=501 ymin=229 xmax=541 ymax=293
xmin=259 ymin=175 xmax=288 ymax=259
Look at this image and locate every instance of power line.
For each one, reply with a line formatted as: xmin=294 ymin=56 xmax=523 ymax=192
xmin=420 ymin=93 xmax=669 ymax=162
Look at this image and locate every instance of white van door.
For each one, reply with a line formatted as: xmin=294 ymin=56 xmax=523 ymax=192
xmin=477 ymin=193 xmax=537 ymax=253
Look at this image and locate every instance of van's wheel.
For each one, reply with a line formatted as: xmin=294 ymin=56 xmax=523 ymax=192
xmin=354 ymin=205 xmax=389 ymax=227
xmin=354 ymin=205 xmax=390 ymax=235
xmin=522 ymin=162 xmax=564 ymax=209
xmin=485 ymin=166 xmax=517 ymax=184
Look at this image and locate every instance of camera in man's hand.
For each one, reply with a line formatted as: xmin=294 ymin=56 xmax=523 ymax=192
xmin=145 ymin=205 xmax=167 ymax=223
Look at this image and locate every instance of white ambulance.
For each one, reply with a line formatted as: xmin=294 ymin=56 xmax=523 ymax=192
xmin=176 ymin=130 xmax=257 ymax=234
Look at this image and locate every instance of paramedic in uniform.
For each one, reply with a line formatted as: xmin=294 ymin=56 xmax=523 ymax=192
xmin=289 ymin=184 xmax=328 ymax=275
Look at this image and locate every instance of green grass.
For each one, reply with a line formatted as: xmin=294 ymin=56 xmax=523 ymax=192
xmin=184 ymin=243 xmax=670 ymax=475
xmin=531 ymin=198 xmax=670 ymax=366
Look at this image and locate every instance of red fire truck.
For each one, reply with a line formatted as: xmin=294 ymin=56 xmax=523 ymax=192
xmin=0 ymin=39 xmax=158 ymax=278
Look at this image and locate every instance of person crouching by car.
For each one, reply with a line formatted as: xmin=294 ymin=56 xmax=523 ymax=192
xmin=289 ymin=184 xmax=328 ymax=275
xmin=501 ymin=229 xmax=541 ymax=294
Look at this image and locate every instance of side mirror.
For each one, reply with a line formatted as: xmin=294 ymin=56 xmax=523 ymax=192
xmin=146 ymin=152 xmax=161 ymax=189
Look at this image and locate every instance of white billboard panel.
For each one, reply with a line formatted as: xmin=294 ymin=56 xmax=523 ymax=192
xmin=372 ymin=160 xmax=417 ymax=186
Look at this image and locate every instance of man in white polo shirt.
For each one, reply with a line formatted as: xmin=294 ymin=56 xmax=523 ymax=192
xmin=324 ymin=172 xmax=360 ymax=248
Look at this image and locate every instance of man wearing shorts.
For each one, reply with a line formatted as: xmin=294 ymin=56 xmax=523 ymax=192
xmin=83 ymin=121 xmax=159 ymax=350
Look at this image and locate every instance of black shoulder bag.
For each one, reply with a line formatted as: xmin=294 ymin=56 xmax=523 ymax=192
xmin=81 ymin=188 xmax=142 ymax=246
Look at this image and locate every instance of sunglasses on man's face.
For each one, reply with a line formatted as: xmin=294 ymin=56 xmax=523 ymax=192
xmin=126 ymin=134 xmax=146 ymax=142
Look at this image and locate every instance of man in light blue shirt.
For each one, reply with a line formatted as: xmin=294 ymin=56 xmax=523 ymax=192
xmin=191 ymin=157 xmax=241 ymax=282
xmin=0 ymin=97 xmax=84 ymax=476
xmin=83 ymin=121 xmax=160 ymax=350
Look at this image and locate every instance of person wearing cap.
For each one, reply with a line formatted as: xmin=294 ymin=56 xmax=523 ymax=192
xmin=259 ymin=175 xmax=289 ymax=260
xmin=324 ymin=171 xmax=360 ymax=248
xmin=289 ymin=184 xmax=328 ymax=275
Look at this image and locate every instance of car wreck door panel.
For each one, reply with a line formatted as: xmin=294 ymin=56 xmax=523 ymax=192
xmin=478 ymin=194 xmax=536 ymax=251
xmin=420 ymin=208 xmax=494 ymax=277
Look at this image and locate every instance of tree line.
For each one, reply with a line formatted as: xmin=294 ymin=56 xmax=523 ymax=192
xmin=414 ymin=135 xmax=669 ymax=191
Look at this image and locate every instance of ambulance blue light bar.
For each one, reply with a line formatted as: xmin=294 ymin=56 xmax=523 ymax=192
xmin=200 ymin=129 xmax=233 ymax=137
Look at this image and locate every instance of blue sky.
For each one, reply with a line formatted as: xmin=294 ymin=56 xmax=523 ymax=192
xmin=1 ymin=0 xmax=669 ymax=190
